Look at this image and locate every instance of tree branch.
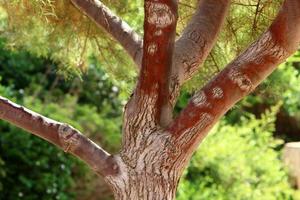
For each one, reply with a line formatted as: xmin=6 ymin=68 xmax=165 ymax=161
xmin=168 ymin=0 xmax=300 ymax=153
xmin=126 ymin=0 xmax=178 ymax=127
xmin=0 ymin=96 xmax=118 ymax=177
xmin=70 ymin=0 xmax=143 ymax=67
xmin=173 ymin=0 xmax=230 ymax=83
xmin=167 ymin=0 xmax=230 ymax=108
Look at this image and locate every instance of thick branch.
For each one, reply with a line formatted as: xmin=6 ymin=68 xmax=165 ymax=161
xmin=168 ymin=0 xmax=300 ymax=152
xmin=127 ymin=0 xmax=178 ymax=127
xmin=168 ymin=0 xmax=230 ymax=108
xmin=70 ymin=0 xmax=143 ymax=66
xmin=0 ymin=96 xmax=118 ymax=176
xmin=173 ymin=0 xmax=230 ymax=83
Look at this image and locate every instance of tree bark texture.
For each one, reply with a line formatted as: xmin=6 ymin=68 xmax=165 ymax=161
xmin=1 ymin=0 xmax=300 ymax=199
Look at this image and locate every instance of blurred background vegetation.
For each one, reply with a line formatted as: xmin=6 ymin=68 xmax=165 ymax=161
xmin=0 ymin=0 xmax=300 ymax=199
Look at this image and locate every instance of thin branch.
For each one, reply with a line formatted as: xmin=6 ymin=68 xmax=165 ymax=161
xmin=168 ymin=0 xmax=300 ymax=152
xmin=233 ymin=2 xmax=257 ymax=7
xmin=0 ymin=96 xmax=118 ymax=177
xmin=209 ymin=53 xmax=220 ymax=73
xmin=252 ymin=0 xmax=262 ymax=35
xmin=70 ymin=0 xmax=143 ymax=67
xmin=178 ymin=2 xmax=196 ymax=9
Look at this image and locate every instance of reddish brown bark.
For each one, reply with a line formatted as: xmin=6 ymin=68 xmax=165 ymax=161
xmin=132 ymin=0 xmax=178 ymax=126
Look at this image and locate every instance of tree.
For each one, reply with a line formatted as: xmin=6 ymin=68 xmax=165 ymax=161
xmin=0 ymin=0 xmax=300 ymax=199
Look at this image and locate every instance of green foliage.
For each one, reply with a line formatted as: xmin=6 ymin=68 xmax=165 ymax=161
xmin=0 ymin=91 xmax=120 ymax=200
xmin=0 ymin=156 xmax=4 ymax=191
xmin=0 ymin=36 xmax=123 ymax=135
xmin=0 ymin=0 xmax=142 ymax=89
xmin=0 ymin=76 xmax=71 ymax=199
xmin=287 ymin=50 xmax=300 ymax=64
xmin=0 ymin=39 xmax=123 ymax=199
xmin=0 ymin=0 xmax=284 ymax=94
xmin=295 ymin=191 xmax=300 ymax=200
xmin=214 ymin=50 xmax=300 ymax=140
xmin=0 ymin=121 xmax=79 ymax=200
xmin=177 ymin=104 xmax=294 ymax=200
xmin=259 ymin=62 xmax=300 ymax=115
xmin=0 ymin=78 xmax=86 ymax=200
xmin=181 ymin=0 xmax=282 ymax=92
xmin=0 ymin=92 xmax=122 ymax=199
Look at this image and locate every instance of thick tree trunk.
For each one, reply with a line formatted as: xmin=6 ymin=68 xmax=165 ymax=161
xmin=104 ymin=104 xmax=192 ymax=200
xmin=105 ymin=155 xmax=179 ymax=200
xmin=105 ymin=130 xmax=185 ymax=200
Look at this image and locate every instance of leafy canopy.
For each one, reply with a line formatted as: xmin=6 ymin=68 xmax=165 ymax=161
xmin=0 ymin=0 xmax=283 ymax=93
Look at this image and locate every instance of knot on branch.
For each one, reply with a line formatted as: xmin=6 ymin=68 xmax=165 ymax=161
xmin=192 ymin=91 xmax=209 ymax=107
xmin=212 ymin=87 xmax=224 ymax=99
xmin=146 ymin=2 xmax=175 ymax=28
xmin=58 ymin=124 xmax=80 ymax=153
xmin=147 ymin=43 xmax=158 ymax=55
xmin=228 ymin=68 xmax=253 ymax=92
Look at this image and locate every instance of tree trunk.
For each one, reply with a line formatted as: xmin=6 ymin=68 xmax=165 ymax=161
xmin=106 ymin=155 xmax=180 ymax=200
xmin=105 ymin=129 xmax=185 ymax=200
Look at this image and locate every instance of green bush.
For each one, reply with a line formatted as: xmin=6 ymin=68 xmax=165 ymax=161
xmin=0 ymin=39 xmax=123 ymax=199
xmin=0 ymin=123 xmax=79 ymax=200
xmin=0 ymin=84 xmax=85 ymax=199
xmin=263 ymin=62 xmax=300 ymax=116
xmin=0 ymin=94 xmax=121 ymax=199
xmin=0 ymin=89 xmax=121 ymax=200
xmin=177 ymin=105 xmax=294 ymax=200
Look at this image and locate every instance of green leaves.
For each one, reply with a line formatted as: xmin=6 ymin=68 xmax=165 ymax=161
xmin=0 ymin=0 xmax=285 ymax=93
xmin=0 ymin=0 xmax=143 ymax=87
xmin=177 ymin=106 xmax=293 ymax=200
xmin=0 ymin=39 xmax=123 ymax=199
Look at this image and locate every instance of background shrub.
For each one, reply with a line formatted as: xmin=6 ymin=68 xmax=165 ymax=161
xmin=177 ymin=105 xmax=294 ymax=200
